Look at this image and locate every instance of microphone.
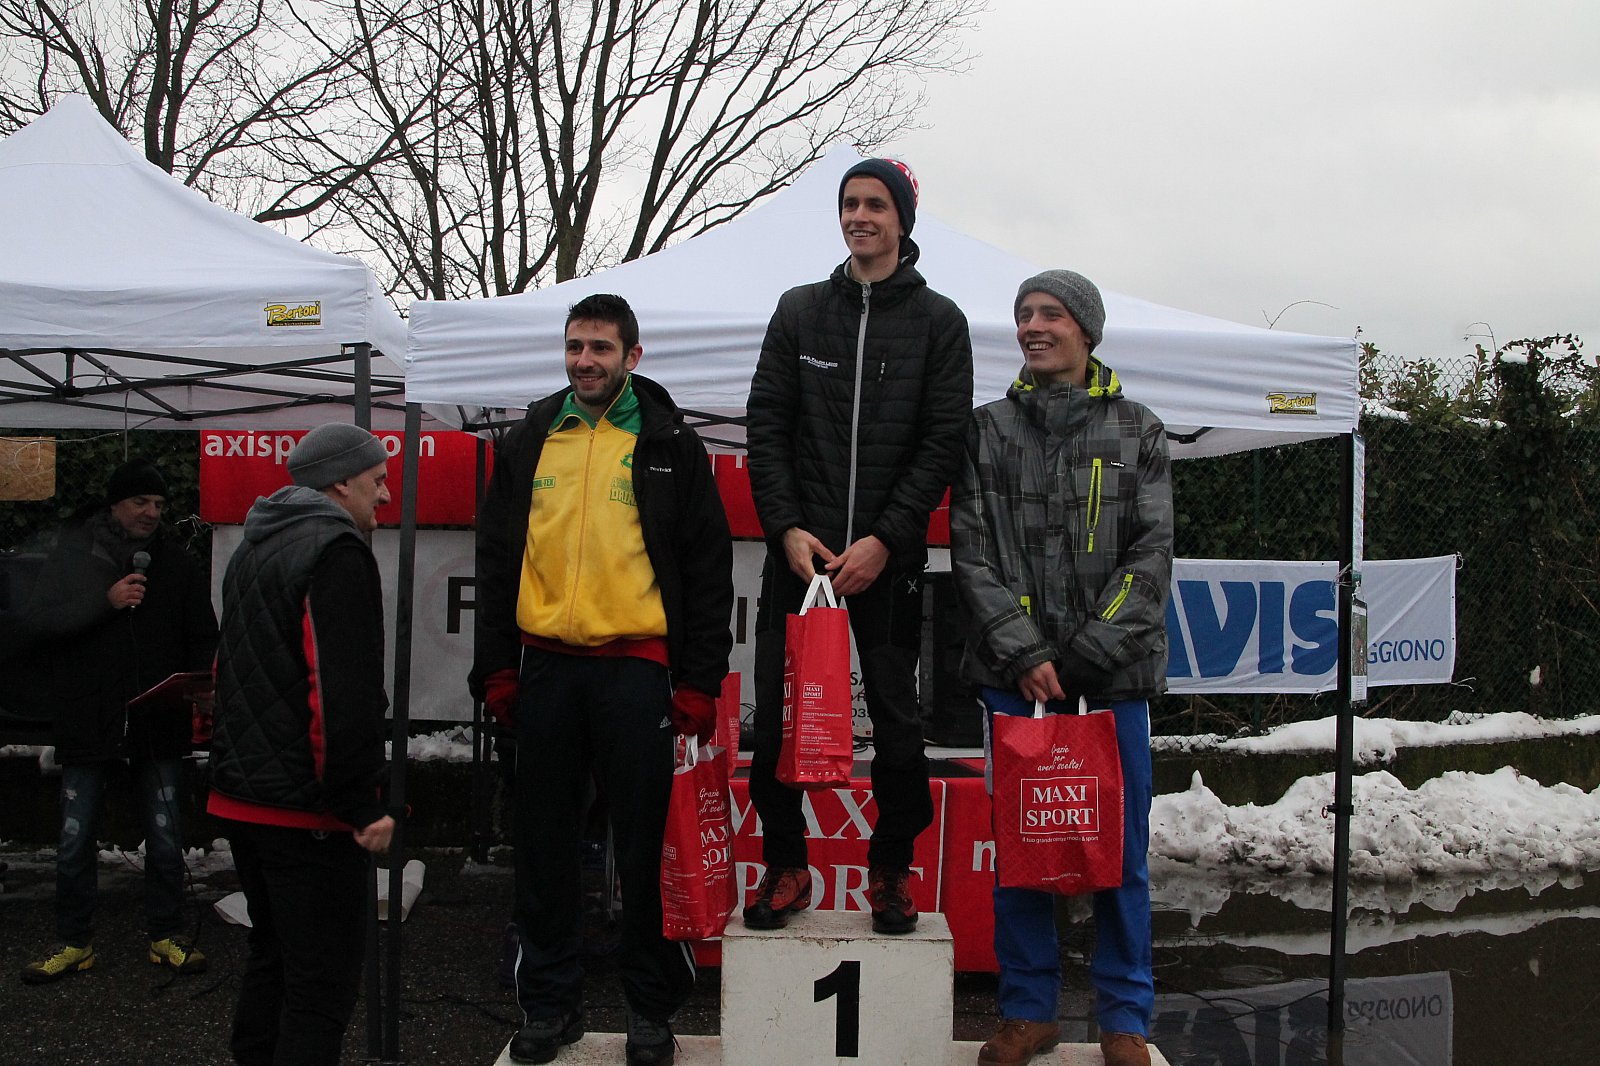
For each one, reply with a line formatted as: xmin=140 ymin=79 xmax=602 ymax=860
xmin=130 ymin=550 xmax=151 ymax=609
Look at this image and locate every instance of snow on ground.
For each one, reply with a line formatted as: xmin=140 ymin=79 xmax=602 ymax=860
xmin=89 ymin=839 xmax=239 ymax=878
xmin=7 ymin=713 xmax=1599 ymax=886
xmin=1148 ymin=712 xmax=1600 ymax=884
xmin=396 ymin=727 xmax=477 ymax=763
xmin=298 ymin=709 xmax=1600 ymax=885
xmin=1149 ymin=710 xmax=1600 ymax=764
xmin=1152 ymin=765 xmax=1600 ymax=885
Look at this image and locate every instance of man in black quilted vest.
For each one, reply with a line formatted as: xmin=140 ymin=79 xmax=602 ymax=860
xmin=744 ymin=157 xmax=973 ymax=934
xmin=209 ymin=422 xmax=396 ymax=1066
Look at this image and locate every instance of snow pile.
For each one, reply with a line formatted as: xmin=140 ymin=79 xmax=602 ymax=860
xmin=99 ymin=838 xmax=237 ymax=878
xmin=1152 ymin=710 xmax=1600 ymax=766
xmin=1152 ymin=766 xmax=1600 ymax=882
xmin=393 ymin=727 xmax=477 ymax=763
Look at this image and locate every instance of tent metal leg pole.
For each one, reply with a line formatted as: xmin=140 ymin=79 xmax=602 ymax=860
xmin=353 ymin=343 xmax=373 ymax=430
xmin=1327 ymin=431 xmax=1356 ymax=1033
xmin=380 ymin=401 xmax=423 ymax=1063
xmin=364 ymin=858 xmax=382 ymax=1060
xmin=470 ymin=699 xmax=489 ymax=865
xmin=471 ymin=435 xmax=491 ymax=866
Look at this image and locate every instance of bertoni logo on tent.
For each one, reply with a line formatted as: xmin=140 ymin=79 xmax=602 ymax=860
xmin=263 ymin=301 xmax=323 ymax=327
xmin=1266 ymin=392 xmax=1318 ymax=415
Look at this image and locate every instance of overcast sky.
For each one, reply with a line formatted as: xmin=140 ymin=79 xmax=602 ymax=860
xmin=888 ymin=0 xmax=1599 ymax=360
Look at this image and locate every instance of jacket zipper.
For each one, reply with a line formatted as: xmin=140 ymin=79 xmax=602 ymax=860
xmin=1085 ymin=457 xmax=1103 ymax=553
xmin=1102 ymin=572 xmax=1134 ymax=620
xmin=845 ymin=280 xmax=870 ymax=547
xmin=565 ymin=427 xmax=599 ymax=636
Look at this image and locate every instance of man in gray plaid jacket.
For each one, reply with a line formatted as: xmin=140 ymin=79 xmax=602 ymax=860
xmin=951 ymin=269 xmax=1173 ymax=1066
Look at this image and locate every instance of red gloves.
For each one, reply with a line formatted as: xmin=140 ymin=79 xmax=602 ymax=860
xmin=487 ymin=670 xmax=716 ymax=740
xmin=483 ymin=669 xmax=519 ymax=729
xmin=670 ymin=685 xmax=717 ymax=742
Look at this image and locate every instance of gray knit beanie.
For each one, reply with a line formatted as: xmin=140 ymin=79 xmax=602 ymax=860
xmin=287 ymin=423 xmax=389 ymax=489
xmin=1015 ymin=270 xmax=1106 ymax=351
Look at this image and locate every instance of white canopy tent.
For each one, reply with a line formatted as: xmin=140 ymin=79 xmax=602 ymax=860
xmin=407 ymin=144 xmax=1358 ymax=456
xmin=0 ymin=95 xmax=427 ymax=1061
xmin=0 ymin=95 xmax=409 ymax=430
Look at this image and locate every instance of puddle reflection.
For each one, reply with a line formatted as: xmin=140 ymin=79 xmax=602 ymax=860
xmin=1121 ymin=867 xmax=1600 ymax=1064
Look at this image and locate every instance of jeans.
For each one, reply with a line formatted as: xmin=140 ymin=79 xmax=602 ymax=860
xmin=225 ymin=820 xmax=370 ymax=1066
xmin=55 ymin=759 xmax=186 ymax=945
xmin=983 ymin=689 xmax=1155 ymax=1036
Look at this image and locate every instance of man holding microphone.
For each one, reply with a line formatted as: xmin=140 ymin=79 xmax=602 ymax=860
xmin=20 ymin=458 xmax=217 ymax=984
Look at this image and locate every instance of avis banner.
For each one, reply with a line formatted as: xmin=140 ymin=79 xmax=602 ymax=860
xmin=1165 ymin=556 xmax=1455 ymax=694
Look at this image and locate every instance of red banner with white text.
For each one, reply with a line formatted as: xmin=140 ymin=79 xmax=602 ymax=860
xmin=200 ymin=434 xmax=947 ymax=542
xmin=199 ymin=429 xmax=484 ymax=527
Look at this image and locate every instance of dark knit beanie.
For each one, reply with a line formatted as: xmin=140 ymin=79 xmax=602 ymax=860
xmin=105 ymin=459 xmax=169 ymax=504
xmin=287 ymin=423 xmax=389 ymax=489
xmin=1015 ymin=269 xmax=1106 ymax=352
xmin=839 ymin=157 xmax=919 ymax=236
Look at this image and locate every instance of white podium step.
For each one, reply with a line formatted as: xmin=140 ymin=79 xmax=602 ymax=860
xmin=722 ymin=909 xmax=954 ymax=1066
xmin=491 ymin=1033 xmax=1175 ymax=1065
xmin=951 ymin=1041 xmax=1174 ymax=1066
xmin=491 ymin=1032 xmax=722 ymax=1065
xmin=490 ymin=908 xmax=1170 ymax=1065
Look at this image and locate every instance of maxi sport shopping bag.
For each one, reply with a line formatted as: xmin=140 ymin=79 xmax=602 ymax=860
xmin=991 ymin=698 xmax=1124 ymax=895
xmin=660 ymin=736 xmax=736 ymax=941
xmin=777 ymin=573 xmax=854 ymax=789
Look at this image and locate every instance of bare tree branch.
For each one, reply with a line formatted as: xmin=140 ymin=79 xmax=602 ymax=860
xmin=2 ymin=0 xmax=980 ymax=303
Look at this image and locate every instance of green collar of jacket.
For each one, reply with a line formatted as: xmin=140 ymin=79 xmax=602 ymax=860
xmin=550 ymin=375 xmax=643 ymax=435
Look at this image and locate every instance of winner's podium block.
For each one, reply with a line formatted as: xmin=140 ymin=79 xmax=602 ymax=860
xmin=721 ymin=909 xmax=954 ymax=1066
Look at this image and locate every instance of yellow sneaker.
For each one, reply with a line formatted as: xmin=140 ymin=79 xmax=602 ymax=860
xmin=148 ymin=936 xmax=207 ymax=974
xmin=21 ymin=943 xmax=95 ymax=985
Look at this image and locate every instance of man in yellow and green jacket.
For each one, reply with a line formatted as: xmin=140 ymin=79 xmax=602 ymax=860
xmin=471 ymin=293 xmax=734 ymax=1066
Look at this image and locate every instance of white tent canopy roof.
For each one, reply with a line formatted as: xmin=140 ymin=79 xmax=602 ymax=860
xmin=408 ymin=145 xmax=1358 ymax=458
xmin=0 ymin=95 xmax=410 ymax=430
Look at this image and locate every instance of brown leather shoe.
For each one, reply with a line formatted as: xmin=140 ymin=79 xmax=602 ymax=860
xmin=1100 ymin=1031 xmax=1151 ymax=1066
xmin=977 ymin=1018 xmax=1060 ymax=1066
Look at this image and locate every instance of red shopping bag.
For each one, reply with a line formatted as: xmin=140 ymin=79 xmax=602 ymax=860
xmin=991 ymin=698 xmax=1124 ymax=895
xmin=777 ymin=574 xmax=854 ymax=790
xmin=660 ymin=736 xmax=737 ymax=941
xmin=715 ymin=671 xmax=742 ymax=765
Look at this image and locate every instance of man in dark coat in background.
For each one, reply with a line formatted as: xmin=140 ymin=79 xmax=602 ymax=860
xmin=20 ymin=458 xmax=218 ymax=985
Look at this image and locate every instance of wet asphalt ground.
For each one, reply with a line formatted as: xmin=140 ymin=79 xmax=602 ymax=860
xmin=0 ymin=845 xmax=1013 ymax=1066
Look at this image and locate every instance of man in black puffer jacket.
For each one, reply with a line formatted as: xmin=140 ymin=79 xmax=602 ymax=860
xmin=744 ymin=157 xmax=973 ymax=935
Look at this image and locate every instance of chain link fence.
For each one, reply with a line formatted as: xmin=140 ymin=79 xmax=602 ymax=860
xmin=1158 ymin=342 xmax=1600 ymax=736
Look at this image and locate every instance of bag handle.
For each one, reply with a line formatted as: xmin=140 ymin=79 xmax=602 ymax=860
xmin=676 ymin=735 xmax=701 ymax=771
xmin=799 ymin=572 xmax=839 ymax=613
xmin=1032 ymin=696 xmax=1091 ymax=718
